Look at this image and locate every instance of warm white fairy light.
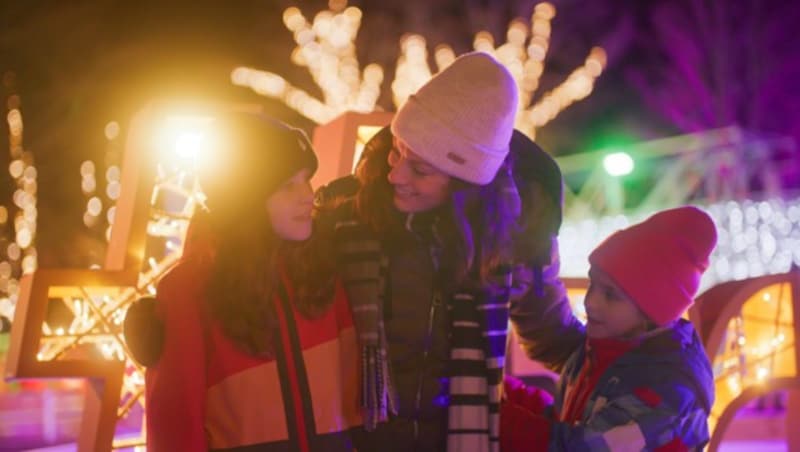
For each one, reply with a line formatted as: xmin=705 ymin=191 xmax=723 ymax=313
xmin=9 ymin=160 xmax=24 ymax=178
xmin=106 ymin=166 xmax=121 ymax=202
xmin=87 ymin=196 xmax=103 ymax=217
xmin=433 ymin=45 xmax=456 ymax=71
xmin=1 ymin=85 xmax=38 ymax=322
xmin=392 ymin=34 xmax=434 ymax=108
xmin=106 ymin=181 xmax=121 ymax=200
xmin=81 ymin=160 xmax=97 ymax=195
xmin=232 ymin=2 xmax=383 ymax=124
xmin=105 ymin=121 xmax=120 ymax=141
xmin=7 ymin=243 xmax=20 ymax=261
xmin=0 ymin=262 xmax=10 ymax=278
xmin=83 ymin=122 xmax=123 ymax=241
xmin=524 ymin=47 xmax=606 ymax=138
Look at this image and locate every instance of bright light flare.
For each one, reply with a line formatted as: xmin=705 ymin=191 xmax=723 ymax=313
xmin=174 ymin=132 xmax=206 ymax=159
xmin=602 ymin=152 xmax=634 ymax=177
xmin=157 ymin=115 xmax=216 ymax=170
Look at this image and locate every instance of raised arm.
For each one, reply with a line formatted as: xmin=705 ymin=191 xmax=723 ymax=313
xmin=509 ymin=237 xmax=585 ymax=372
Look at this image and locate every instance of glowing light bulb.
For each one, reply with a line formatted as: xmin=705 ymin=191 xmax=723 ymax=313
xmin=603 ymin=152 xmax=634 ymax=177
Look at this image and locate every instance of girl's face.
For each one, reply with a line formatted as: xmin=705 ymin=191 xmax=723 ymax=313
xmin=266 ymin=168 xmax=314 ymax=241
xmin=584 ymin=268 xmax=651 ymax=339
xmin=387 ymin=137 xmax=451 ymax=213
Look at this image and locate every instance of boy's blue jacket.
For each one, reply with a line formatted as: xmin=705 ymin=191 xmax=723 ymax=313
xmin=549 ymin=319 xmax=714 ymax=451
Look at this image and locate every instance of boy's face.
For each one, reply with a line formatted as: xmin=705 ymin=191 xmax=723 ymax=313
xmin=584 ymin=267 xmax=650 ymax=339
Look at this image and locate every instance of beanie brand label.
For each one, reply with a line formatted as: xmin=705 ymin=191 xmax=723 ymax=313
xmin=446 ymin=152 xmax=466 ymax=165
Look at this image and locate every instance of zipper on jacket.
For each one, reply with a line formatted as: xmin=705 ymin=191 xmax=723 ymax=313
xmin=406 ymin=213 xmax=444 ymax=443
xmin=412 ymin=287 xmax=443 ymax=441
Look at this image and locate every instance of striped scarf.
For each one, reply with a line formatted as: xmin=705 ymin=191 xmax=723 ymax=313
xmin=446 ymin=272 xmax=512 ymax=452
xmin=334 ymin=218 xmax=397 ymax=430
xmin=334 ymin=213 xmax=512 ymax=452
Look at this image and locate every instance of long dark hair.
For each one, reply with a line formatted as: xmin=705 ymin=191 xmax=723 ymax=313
xmin=201 ymin=113 xmax=329 ymax=358
xmin=353 ymin=126 xmax=519 ymax=288
xmin=202 ymin=209 xmax=282 ymax=357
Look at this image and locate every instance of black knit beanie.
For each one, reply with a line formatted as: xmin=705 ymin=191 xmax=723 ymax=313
xmin=200 ymin=112 xmax=318 ymax=218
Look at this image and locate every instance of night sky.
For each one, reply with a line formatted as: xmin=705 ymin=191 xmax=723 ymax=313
xmin=1 ymin=0 xmax=799 ymax=267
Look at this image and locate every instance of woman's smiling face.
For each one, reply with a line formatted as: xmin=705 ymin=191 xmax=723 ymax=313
xmin=386 ymin=137 xmax=451 ymax=213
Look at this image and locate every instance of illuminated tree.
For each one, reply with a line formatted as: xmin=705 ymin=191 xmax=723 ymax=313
xmin=231 ymin=1 xmax=607 ymax=139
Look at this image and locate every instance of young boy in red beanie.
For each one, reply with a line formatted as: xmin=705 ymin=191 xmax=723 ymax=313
xmin=502 ymin=206 xmax=717 ymax=451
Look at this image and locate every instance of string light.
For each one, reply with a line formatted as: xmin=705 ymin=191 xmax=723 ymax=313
xmin=0 ymin=75 xmax=38 ymax=322
xmin=83 ymin=120 xmax=123 ymax=243
xmin=104 ymin=121 xmax=120 ymax=141
xmin=232 ymin=2 xmax=382 ymax=123
xmin=392 ymin=34 xmax=433 ymax=108
xmin=232 ymin=1 xmax=603 ymax=138
xmin=559 ymin=197 xmax=800 ymax=291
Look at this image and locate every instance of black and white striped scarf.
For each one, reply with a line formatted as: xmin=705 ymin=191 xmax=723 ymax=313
xmin=334 ymin=213 xmax=512 ymax=452
xmin=446 ymin=272 xmax=511 ymax=452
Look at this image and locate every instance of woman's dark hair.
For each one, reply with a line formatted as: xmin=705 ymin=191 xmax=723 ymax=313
xmin=200 ymin=113 xmax=327 ymax=358
xmin=352 ymin=126 xmax=520 ymax=288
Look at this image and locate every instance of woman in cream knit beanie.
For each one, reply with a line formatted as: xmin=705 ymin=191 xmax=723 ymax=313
xmin=385 ymin=51 xmax=519 ymax=216
xmin=312 ymin=51 xmax=537 ymax=452
xmin=391 ymin=51 xmax=519 ymax=186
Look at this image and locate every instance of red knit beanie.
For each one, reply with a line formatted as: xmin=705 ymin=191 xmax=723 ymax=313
xmin=588 ymin=206 xmax=718 ymax=326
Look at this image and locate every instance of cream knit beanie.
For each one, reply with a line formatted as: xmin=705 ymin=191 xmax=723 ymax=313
xmin=391 ymin=51 xmax=519 ymax=185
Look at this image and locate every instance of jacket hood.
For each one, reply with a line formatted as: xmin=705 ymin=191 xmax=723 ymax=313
xmin=619 ymin=319 xmax=715 ymax=413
